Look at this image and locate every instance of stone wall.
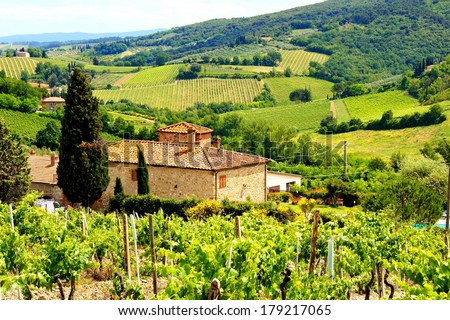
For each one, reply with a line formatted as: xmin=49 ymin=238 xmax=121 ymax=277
xmin=100 ymin=162 xmax=267 ymax=209
xmin=216 ymin=164 xmax=267 ymax=202
xmin=30 ymin=182 xmax=67 ymax=205
xmin=104 ymin=162 xmax=215 ymax=200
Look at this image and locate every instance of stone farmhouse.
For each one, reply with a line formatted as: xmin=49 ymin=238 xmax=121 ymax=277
xmin=103 ymin=122 xmax=270 ymax=203
xmin=28 ymin=122 xmax=270 ymax=208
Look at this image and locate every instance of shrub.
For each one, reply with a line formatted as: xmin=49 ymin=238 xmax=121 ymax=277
xmin=185 ymin=200 xmax=223 ymax=220
xmin=267 ymin=192 xmax=293 ymax=203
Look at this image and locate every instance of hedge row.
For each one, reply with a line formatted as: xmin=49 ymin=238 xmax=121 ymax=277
xmin=109 ymin=194 xmax=296 ymax=222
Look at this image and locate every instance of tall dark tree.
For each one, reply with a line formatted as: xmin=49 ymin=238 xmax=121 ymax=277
xmin=136 ymin=146 xmax=149 ymax=195
xmin=0 ymin=119 xmax=31 ymax=203
xmin=114 ymin=177 xmax=124 ymax=195
xmin=57 ymin=68 xmax=109 ymax=207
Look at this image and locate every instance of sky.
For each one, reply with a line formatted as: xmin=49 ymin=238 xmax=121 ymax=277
xmin=0 ymin=0 xmax=324 ymax=37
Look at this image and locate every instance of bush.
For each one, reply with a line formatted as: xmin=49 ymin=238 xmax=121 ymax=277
xmin=267 ymin=192 xmax=293 ymax=203
xmin=185 ymin=200 xmax=223 ymax=219
xmin=110 ymin=194 xmax=201 ymax=219
xmin=289 ymin=88 xmax=312 ymax=103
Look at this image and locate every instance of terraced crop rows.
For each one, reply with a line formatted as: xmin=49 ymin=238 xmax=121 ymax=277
xmin=0 ymin=57 xmax=37 ymax=79
xmin=95 ymin=78 xmax=263 ymax=110
xmin=343 ymin=90 xmax=421 ymax=122
xmin=91 ymin=73 xmax=127 ymax=89
xmin=122 ymin=65 xmax=180 ymax=87
xmin=279 ymin=50 xmax=329 ymax=75
xmin=232 ymin=100 xmax=330 ymax=131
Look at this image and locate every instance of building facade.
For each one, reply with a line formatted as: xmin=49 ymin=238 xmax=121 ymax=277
xmin=29 ymin=122 xmax=270 ymax=209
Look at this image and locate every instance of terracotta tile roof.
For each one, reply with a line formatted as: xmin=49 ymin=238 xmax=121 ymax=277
xmin=157 ymin=122 xmax=213 ymax=134
xmin=42 ymin=97 xmax=65 ymax=103
xmin=28 ymin=155 xmax=58 ymax=184
xmin=108 ymin=140 xmax=269 ymax=171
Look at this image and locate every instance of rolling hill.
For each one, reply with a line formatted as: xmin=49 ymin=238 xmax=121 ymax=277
xmin=109 ymin=0 xmax=450 ymax=83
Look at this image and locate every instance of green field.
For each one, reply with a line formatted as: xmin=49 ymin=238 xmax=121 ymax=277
xmin=279 ymin=50 xmax=329 ymax=75
xmin=312 ymin=103 xmax=450 ymax=159
xmin=233 ymin=100 xmax=330 ymax=131
xmin=91 ymin=73 xmax=128 ymax=89
xmin=334 ymin=99 xmax=351 ymax=122
xmin=0 ymin=57 xmax=37 ymax=79
xmin=95 ymin=78 xmax=263 ymax=110
xmin=202 ymin=65 xmax=257 ymax=76
xmin=264 ymin=76 xmax=333 ymax=105
xmin=108 ymin=111 xmax=154 ymax=130
xmin=122 ymin=65 xmax=180 ymax=87
xmin=0 ymin=109 xmax=58 ymax=139
xmin=343 ymin=90 xmax=421 ymax=121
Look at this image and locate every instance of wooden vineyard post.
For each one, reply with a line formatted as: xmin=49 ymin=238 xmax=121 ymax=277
xmin=9 ymin=204 xmax=22 ymax=300
xmin=280 ymin=262 xmax=294 ymax=300
xmin=376 ymin=263 xmax=385 ymax=299
xmin=149 ymin=214 xmax=158 ymax=296
xmin=130 ymin=215 xmax=141 ymax=285
xmin=295 ymin=235 xmax=300 ymax=271
xmin=308 ymin=210 xmax=320 ymax=275
xmin=122 ymin=214 xmax=131 ymax=281
xmin=235 ymin=216 xmax=241 ymax=239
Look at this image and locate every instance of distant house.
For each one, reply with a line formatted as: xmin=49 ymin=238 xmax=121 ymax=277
xmin=41 ymin=97 xmax=65 ymax=110
xmin=16 ymin=51 xmax=30 ymax=58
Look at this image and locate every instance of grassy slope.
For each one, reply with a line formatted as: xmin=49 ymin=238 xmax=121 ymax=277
xmin=279 ymin=50 xmax=329 ymax=75
xmin=334 ymin=99 xmax=351 ymax=123
xmin=264 ymin=76 xmax=333 ymax=105
xmin=343 ymin=90 xmax=421 ymax=121
xmin=0 ymin=57 xmax=37 ymax=79
xmin=95 ymin=78 xmax=263 ymax=110
xmin=0 ymin=109 xmax=57 ymax=139
xmin=123 ymin=65 xmax=179 ymax=86
xmin=234 ymin=100 xmax=330 ymax=131
xmin=108 ymin=111 xmax=154 ymax=130
xmin=313 ymin=101 xmax=450 ymax=159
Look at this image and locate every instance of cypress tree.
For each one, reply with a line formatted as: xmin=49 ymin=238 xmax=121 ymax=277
xmin=57 ymin=68 xmax=109 ymax=207
xmin=0 ymin=119 xmax=31 ymax=203
xmin=136 ymin=146 xmax=149 ymax=194
xmin=114 ymin=177 xmax=124 ymax=195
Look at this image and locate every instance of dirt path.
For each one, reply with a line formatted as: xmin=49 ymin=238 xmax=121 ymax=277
xmin=330 ymin=100 xmax=337 ymax=118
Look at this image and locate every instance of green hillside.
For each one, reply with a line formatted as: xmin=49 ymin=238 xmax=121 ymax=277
xmin=95 ymin=78 xmax=263 ymax=110
xmin=343 ymin=90 xmax=421 ymax=122
xmin=264 ymin=77 xmax=333 ymax=105
xmin=103 ymin=0 xmax=450 ymax=83
xmin=0 ymin=58 xmax=37 ymax=79
xmin=233 ymin=100 xmax=330 ymax=131
xmin=0 ymin=109 xmax=57 ymax=139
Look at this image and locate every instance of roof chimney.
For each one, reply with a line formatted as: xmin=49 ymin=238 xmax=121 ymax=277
xmin=213 ymin=136 xmax=221 ymax=149
xmin=187 ymin=128 xmax=196 ymax=152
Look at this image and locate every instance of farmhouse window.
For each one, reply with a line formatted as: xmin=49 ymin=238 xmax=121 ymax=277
xmin=219 ymin=175 xmax=227 ymax=188
xmin=131 ymin=169 xmax=137 ymax=181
